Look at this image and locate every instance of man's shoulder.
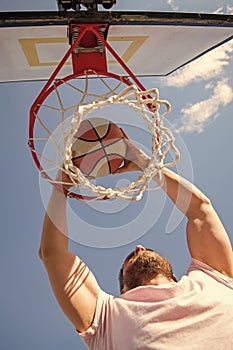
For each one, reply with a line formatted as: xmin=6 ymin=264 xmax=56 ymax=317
xmin=187 ymin=258 xmax=233 ymax=290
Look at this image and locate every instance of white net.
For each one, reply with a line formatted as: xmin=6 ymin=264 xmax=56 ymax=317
xmin=29 ymin=71 xmax=180 ymax=201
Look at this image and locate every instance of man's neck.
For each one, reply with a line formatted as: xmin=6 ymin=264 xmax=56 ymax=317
xmin=144 ymin=275 xmax=175 ymax=286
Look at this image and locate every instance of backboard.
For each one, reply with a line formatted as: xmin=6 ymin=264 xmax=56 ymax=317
xmin=0 ymin=11 xmax=233 ymax=82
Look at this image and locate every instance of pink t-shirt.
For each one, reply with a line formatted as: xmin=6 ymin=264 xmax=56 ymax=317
xmin=79 ymin=259 xmax=233 ymax=350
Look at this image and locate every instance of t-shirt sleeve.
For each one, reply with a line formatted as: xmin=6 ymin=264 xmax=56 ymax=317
xmin=188 ymin=258 xmax=233 ymax=289
xmin=78 ymin=289 xmax=110 ymax=339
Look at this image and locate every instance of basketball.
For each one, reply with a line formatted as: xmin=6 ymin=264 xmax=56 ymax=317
xmin=71 ymin=117 xmax=127 ymax=178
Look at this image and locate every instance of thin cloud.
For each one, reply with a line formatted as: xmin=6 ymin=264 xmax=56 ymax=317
xmin=213 ymin=5 xmax=233 ymax=14
xmin=177 ymin=79 xmax=233 ymax=133
xmin=213 ymin=7 xmax=224 ymax=14
xmin=163 ymin=40 xmax=233 ymax=88
xmin=166 ymin=0 xmax=179 ymax=11
xmin=227 ymin=5 xmax=233 ymax=14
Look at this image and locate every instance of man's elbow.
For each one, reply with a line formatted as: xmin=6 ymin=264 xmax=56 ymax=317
xmin=38 ymin=243 xmax=68 ymax=262
xmin=38 ymin=246 xmax=45 ymax=261
xmin=188 ymin=195 xmax=213 ymax=220
xmin=38 ymin=245 xmax=53 ymax=261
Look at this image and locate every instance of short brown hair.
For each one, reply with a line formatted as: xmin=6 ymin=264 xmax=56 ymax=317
xmin=119 ymin=249 xmax=175 ymax=292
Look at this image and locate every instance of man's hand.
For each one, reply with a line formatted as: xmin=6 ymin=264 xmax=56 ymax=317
xmin=114 ymin=131 xmax=150 ymax=174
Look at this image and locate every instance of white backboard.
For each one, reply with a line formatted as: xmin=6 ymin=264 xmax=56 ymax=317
xmin=1 ymin=12 xmax=233 ymax=82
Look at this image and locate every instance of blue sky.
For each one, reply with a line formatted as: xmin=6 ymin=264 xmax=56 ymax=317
xmin=0 ymin=1 xmax=233 ymax=350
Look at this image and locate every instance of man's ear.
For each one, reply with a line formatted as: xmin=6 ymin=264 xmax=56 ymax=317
xmin=121 ymin=286 xmax=128 ymax=294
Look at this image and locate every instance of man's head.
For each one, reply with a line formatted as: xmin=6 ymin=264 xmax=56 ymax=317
xmin=119 ymin=245 xmax=177 ymax=294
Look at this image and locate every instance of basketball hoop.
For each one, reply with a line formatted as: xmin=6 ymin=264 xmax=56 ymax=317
xmin=29 ymin=23 xmax=180 ymax=201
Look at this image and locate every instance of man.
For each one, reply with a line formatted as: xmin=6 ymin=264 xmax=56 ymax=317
xmin=39 ymin=137 xmax=233 ymax=350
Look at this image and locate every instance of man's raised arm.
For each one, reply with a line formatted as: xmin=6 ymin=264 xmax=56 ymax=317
xmin=161 ymin=167 xmax=233 ymax=277
xmin=115 ymin=138 xmax=233 ymax=278
xmin=39 ymin=172 xmax=99 ymax=332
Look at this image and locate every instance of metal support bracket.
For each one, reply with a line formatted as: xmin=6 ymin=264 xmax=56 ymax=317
xmin=57 ymin=0 xmax=116 ymax=12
